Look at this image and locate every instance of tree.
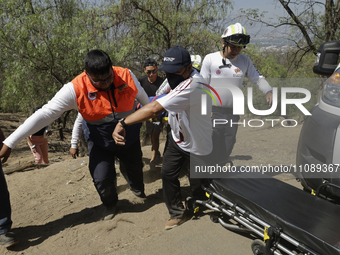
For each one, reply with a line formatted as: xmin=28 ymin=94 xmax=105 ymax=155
xmin=0 ymin=0 xmax=110 ymax=139
xmin=0 ymin=0 xmax=85 ymax=112
xmin=0 ymin=0 xmax=234 ymax=111
xmin=105 ymin=0 xmax=233 ymax=74
xmin=239 ymin=0 xmax=340 ymax=66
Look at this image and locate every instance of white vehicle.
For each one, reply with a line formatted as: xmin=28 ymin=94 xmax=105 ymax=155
xmin=296 ymin=41 xmax=340 ymax=202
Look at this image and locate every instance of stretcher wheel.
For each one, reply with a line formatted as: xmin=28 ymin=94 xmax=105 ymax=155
xmin=185 ymin=197 xmax=196 ymax=213
xmin=210 ymin=212 xmax=220 ymax=223
xmin=251 ymin=239 xmax=266 ymax=255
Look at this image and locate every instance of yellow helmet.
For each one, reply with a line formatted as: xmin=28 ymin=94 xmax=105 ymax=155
xmin=190 ymin=55 xmax=202 ymax=71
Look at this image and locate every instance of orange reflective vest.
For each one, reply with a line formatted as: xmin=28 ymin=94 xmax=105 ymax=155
xmin=72 ymin=66 xmax=138 ymax=124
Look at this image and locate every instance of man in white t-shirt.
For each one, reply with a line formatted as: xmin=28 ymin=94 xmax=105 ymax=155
xmin=113 ymin=46 xmax=212 ymax=230
xmin=200 ymin=23 xmax=273 ymax=166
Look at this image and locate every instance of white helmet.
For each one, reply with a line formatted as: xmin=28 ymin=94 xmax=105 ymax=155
xmin=221 ymin=23 xmax=250 ymax=47
xmin=190 ymin=55 xmax=202 ymax=71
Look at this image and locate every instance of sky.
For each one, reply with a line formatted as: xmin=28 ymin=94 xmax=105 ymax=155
xmin=229 ymin=0 xmax=288 ymax=37
xmin=233 ymin=0 xmax=285 ymax=14
xmin=229 ymin=0 xmax=324 ymax=37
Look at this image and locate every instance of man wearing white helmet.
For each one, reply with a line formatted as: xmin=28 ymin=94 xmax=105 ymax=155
xmin=200 ymin=23 xmax=273 ymax=166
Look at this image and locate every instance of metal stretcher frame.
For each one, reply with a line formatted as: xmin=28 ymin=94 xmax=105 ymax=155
xmin=193 ymin=173 xmax=340 ymax=255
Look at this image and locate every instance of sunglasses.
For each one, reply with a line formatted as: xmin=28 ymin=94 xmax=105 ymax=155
xmin=87 ymin=71 xmax=113 ymax=85
xmin=225 ymin=34 xmax=250 ymax=45
xmin=146 ymin=69 xmax=157 ymax=75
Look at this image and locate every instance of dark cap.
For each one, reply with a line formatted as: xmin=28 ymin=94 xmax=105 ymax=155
xmin=158 ymin=46 xmax=191 ymax=73
xmin=143 ymin=58 xmax=158 ymax=68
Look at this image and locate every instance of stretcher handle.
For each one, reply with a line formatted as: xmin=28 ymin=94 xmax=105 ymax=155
xmin=152 ymin=117 xmax=168 ymax=123
xmin=316 ymin=182 xmax=340 ymax=197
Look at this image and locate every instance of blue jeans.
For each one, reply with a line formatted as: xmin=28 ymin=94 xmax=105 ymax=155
xmin=0 ymin=162 xmax=12 ymax=235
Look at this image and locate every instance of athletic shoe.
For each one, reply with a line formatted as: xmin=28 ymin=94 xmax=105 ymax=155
xmin=131 ymin=189 xmax=146 ymax=198
xmin=149 ymin=160 xmax=157 ymax=170
xmin=154 ymin=152 xmax=161 ymax=163
xmin=103 ymin=204 xmax=117 ymax=221
xmin=0 ymin=232 xmax=18 ymax=248
xmin=165 ymin=213 xmax=189 ymax=230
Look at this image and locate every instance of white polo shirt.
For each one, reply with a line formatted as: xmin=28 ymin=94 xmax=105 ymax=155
xmin=200 ymin=51 xmax=272 ymax=108
xmin=156 ymin=69 xmax=212 ymax=156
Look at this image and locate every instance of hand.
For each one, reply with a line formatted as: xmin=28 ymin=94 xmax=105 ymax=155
xmin=112 ymin=123 xmax=126 ymax=146
xmin=266 ymin=91 xmax=273 ymax=106
xmin=70 ymin=148 xmax=79 ymax=159
xmin=0 ymin=144 xmax=12 ymax=164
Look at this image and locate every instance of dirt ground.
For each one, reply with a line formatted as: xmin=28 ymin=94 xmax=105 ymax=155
xmin=0 ymin=113 xmax=303 ymax=255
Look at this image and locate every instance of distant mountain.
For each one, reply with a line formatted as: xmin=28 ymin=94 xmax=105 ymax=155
xmin=251 ymin=37 xmax=295 ymax=52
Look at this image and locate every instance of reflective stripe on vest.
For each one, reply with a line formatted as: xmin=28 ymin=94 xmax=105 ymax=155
xmin=72 ymin=67 xmax=138 ymax=125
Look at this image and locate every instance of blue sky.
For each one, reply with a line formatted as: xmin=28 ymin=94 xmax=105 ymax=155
xmin=229 ymin=0 xmax=289 ymax=36
xmin=233 ymin=0 xmax=284 ymax=14
xmin=229 ymin=0 xmax=324 ymax=37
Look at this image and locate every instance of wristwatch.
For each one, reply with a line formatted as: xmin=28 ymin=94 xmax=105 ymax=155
xmin=119 ymin=118 xmax=128 ymax=128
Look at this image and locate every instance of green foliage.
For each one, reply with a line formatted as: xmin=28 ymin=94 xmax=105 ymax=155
xmin=0 ymin=0 xmax=105 ymax=113
xmin=240 ymin=45 xmax=320 ymax=122
xmin=111 ymin=0 xmax=233 ymax=74
xmin=0 ymin=0 xmax=323 ymax=124
xmin=244 ymin=44 xmax=288 ymax=79
xmin=0 ymin=0 xmax=233 ymax=113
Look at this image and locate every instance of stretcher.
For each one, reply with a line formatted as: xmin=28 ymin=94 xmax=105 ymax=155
xmin=189 ymin=171 xmax=340 ymax=255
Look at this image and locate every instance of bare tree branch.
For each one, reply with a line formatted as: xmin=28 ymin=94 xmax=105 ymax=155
xmin=131 ymin=0 xmax=171 ymax=49
xmin=278 ymin=0 xmax=317 ymax=53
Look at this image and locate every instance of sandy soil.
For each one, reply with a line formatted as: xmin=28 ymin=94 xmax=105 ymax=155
xmin=0 ymin=113 xmax=303 ymax=255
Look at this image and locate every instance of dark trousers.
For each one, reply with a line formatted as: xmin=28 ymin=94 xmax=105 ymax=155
xmin=0 ymin=162 xmax=12 ymax=235
xmin=89 ymin=139 xmax=144 ymax=206
xmin=212 ymin=110 xmax=240 ymax=165
xmin=161 ymin=134 xmax=206 ymax=219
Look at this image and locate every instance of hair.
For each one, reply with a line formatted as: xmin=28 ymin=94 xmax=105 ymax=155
xmin=143 ymin=58 xmax=157 ymax=68
xmin=84 ymin=49 xmax=112 ymax=76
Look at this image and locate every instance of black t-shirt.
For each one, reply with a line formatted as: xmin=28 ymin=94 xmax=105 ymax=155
xmin=138 ymin=75 xmax=164 ymax=97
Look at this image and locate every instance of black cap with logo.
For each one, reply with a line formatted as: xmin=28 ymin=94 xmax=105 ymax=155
xmin=158 ymin=46 xmax=191 ymax=73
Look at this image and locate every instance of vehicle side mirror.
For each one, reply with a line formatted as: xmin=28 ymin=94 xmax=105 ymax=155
xmin=313 ymin=41 xmax=340 ymax=76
